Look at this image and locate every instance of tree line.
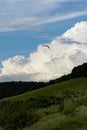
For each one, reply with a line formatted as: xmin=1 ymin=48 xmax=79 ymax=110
xmin=0 ymin=63 xmax=87 ymax=99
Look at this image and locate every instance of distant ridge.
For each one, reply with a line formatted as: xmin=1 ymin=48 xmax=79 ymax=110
xmin=0 ymin=62 xmax=87 ymax=99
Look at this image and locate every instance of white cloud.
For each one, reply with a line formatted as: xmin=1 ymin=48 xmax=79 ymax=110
xmin=0 ymin=17 xmax=37 ymax=32
xmin=0 ymin=21 xmax=87 ymax=82
xmin=0 ymin=0 xmax=87 ymax=32
xmin=35 ymin=11 xmax=87 ymax=25
xmin=63 ymin=21 xmax=87 ymax=43
xmin=0 ymin=11 xmax=87 ymax=32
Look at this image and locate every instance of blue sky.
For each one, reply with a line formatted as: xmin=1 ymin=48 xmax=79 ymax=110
xmin=0 ymin=0 xmax=87 ymax=81
xmin=0 ymin=0 xmax=87 ymax=61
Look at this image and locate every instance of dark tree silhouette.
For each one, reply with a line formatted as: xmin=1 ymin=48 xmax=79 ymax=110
xmin=0 ymin=63 xmax=87 ymax=99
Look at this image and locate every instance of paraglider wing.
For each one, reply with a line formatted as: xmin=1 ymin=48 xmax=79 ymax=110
xmin=42 ymin=45 xmax=50 ymax=49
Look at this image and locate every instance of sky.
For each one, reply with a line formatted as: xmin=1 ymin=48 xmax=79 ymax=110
xmin=0 ymin=0 xmax=87 ymax=82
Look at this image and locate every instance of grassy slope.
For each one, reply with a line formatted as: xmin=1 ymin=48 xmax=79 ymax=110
xmin=1 ymin=77 xmax=87 ymax=101
xmin=0 ymin=78 xmax=87 ymax=130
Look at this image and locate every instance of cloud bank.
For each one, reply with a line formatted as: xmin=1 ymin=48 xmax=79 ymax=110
xmin=0 ymin=21 xmax=87 ymax=82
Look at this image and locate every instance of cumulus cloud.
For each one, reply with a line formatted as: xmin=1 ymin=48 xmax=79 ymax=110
xmin=63 ymin=21 xmax=87 ymax=43
xmin=0 ymin=21 xmax=87 ymax=82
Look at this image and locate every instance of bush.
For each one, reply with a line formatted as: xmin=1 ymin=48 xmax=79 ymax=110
xmin=3 ymin=124 xmax=15 ymax=130
xmin=63 ymin=104 xmax=75 ymax=116
xmin=28 ymin=96 xmax=63 ymax=108
xmin=59 ymin=100 xmax=64 ymax=114
xmin=0 ymin=101 xmax=40 ymax=130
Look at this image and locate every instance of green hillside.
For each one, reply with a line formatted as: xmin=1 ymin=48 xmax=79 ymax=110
xmin=1 ymin=77 xmax=87 ymax=101
xmin=0 ymin=78 xmax=87 ymax=130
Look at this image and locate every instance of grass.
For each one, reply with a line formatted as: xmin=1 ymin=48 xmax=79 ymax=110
xmin=0 ymin=77 xmax=87 ymax=130
xmin=1 ymin=78 xmax=87 ymax=102
xmin=23 ymin=114 xmax=87 ymax=130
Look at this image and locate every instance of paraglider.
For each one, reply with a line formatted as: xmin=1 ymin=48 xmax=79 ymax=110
xmin=42 ymin=45 xmax=50 ymax=50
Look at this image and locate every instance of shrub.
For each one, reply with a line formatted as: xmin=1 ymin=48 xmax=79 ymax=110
xmin=0 ymin=101 xmax=40 ymax=130
xmin=59 ymin=100 xmax=64 ymax=114
xmin=3 ymin=123 xmax=15 ymax=130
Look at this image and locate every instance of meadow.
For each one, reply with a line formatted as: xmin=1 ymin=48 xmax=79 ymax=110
xmin=0 ymin=78 xmax=87 ymax=130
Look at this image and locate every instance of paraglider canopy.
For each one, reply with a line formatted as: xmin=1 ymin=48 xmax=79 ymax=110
xmin=42 ymin=45 xmax=50 ymax=49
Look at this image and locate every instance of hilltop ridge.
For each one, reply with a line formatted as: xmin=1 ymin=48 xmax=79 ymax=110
xmin=0 ymin=62 xmax=87 ymax=100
